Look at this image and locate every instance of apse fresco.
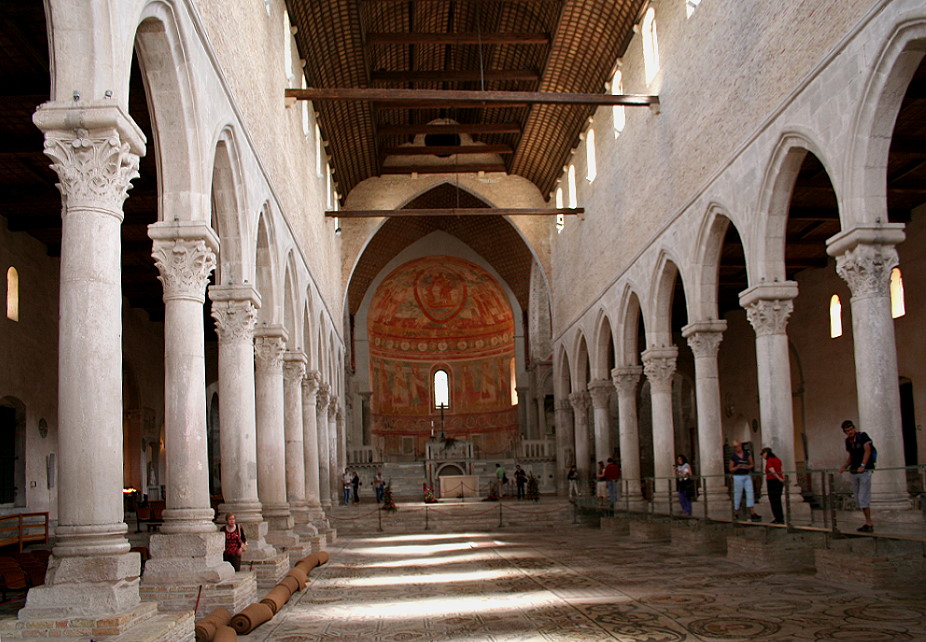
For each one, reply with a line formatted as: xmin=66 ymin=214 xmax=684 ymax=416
xmin=369 ymin=256 xmax=517 ymax=454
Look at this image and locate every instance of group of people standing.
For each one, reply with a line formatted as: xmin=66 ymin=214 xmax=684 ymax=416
xmin=341 ymin=468 xmax=387 ymax=505
xmin=494 ymin=463 xmax=530 ymax=499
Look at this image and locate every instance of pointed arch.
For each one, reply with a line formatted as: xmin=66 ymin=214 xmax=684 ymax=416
xmin=648 ymin=251 xmax=686 ymax=345
xmin=690 ymin=204 xmax=743 ymax=321
xmin=591 ymin=310 xmax=615 ymax=380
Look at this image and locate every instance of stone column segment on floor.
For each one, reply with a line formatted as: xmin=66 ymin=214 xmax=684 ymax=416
xmin=828 ymin=224 xmax=909 ymax=508
xmin=22 ymin=101 xmax=146 ymax=621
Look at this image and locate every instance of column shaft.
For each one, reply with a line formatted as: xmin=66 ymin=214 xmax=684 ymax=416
xmin=553 ymin=398 xmax=574 ymax=495
xmin=316 ymin=386 xmax=332 ymax=508
xmin=283 ymin=352 xmax=310 ymax=530
xmin=642 ymin=347 xmax=678 ymax=503
xmin=569 ymin=391 xmax=592 ymax=486
xmin=588 ymin=379 xmax=614 ymax=462
xmin=302 ymin=372 xmax=324 ymax=520
xmin=612 ymin=366 xmax=643 ymax=500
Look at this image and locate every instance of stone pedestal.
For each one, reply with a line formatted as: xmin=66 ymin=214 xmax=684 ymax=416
xmin=140 ymin=571 xmax=256 ymax=616
xmin=142 ymin=528 xmax=234 ymax=585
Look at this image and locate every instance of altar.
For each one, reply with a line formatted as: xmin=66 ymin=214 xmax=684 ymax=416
xmin=439 ymin=475 xmax=480 ymax=499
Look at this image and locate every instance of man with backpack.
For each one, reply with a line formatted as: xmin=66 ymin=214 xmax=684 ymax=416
xmin=838 ymin=419 xmax=876 ymax=533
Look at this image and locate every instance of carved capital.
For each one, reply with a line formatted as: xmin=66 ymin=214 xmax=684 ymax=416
xmin=568 ymin=390 xmax=591 ymax=412
xmin=254 ymin=334 xmax=286 ymax=373
xmin=302 ymin=370 xmax=321 ymax=401
xmin=744 ymin=298 xmax=794 ymax=337
xmin=316 ymin=384 xmax=330 ymax=412
xmin=642 ymin=346 xmax=677 ymax=391
xmin=835 ymin=242 xmax=898 ymax=299
xmin=211 ymin=299 xmax=257 ymax=344
xmin=41 ymin=127 xmax=140 ymax=217
xmin=327 ymin=396 xmax=338 ymax=420
xmin=587 ymin=379 xmax=613 ymax=409
xmin=611 ymin=366 xmax=643 ymax=396
xmin=685 ymin=330 xmax=723 ymax=359
xmin=283 ymin=352 xmax=307 ymax=384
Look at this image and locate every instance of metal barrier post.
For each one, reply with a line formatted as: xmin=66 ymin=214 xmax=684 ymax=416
xmin=784 ymin=473 xmax=791 ymax=529
xmin=828 ymin=472 xmax=838 ymax=533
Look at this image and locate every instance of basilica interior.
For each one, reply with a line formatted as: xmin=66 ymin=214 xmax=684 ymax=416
xmin=0 ymin=0 xmax=924 ymax=639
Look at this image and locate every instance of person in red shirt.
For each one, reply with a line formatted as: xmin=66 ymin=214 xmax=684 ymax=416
xmin=760 ymin=447 xmax=785 ymax=524
xmin=603 ymin=457 xmax=621 ymax=508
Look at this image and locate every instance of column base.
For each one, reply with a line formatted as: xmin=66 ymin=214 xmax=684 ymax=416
xmin=237 ymin=518 xmax=278 ymax=559
xmin=1 ymin=602 xmax=195 ymax=640
xmin=239 ymin=552 xmax=291 ymax=589
xmin=140 ymin=571 xmax=256 ymax=615
xmin=18 ymin=552 xmax=141 ymax=620
xmin=142 ymin=531 xmax=234 ymax=584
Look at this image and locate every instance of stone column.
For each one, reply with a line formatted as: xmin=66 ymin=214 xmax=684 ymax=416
xmin=254 ymin=326 xmax=299 ymax=547
xmin=517 ymin=386 xmax=531 ymax=438
xmin=22 ymin=104 xmax=145 ymax=620
xmin=828 ymin=225 xmax=908 ymax=507
xmin=553 ymin=398 xmax=574 ymax=495
xmin=143 ymin=221 xmax=233 ymax=585
xmin=612 ymin=366 xmax=643 ymax=502
xmin=569 ymin=391 xmax=592 ymax=488
xmin=209 ymin=284 xmax=274 ymax=558
xmin=283 ymin=352 xmax=313 ymax=535
xmin=642 ymin=346 xmax=678 ymax=504
xmin=315 ymin=385 xmax=331 ymax=508
xmin=329 ymin=398 xmax=341 ymax=502
xmin=587 ymin=379 xmax=614 ymax=462
xmin=682 ymin=321 xmax=727 ymax=513
xmin=740 ymin=283 xmax=800 ymax=498
xmin=302 ymin=371 xmax=325 ymax=521
xmin=536 ymin=395 xmax=548 ymax=437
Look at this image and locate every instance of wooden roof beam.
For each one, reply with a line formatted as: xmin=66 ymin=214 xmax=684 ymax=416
xmin=367 ymin=32 xmax=550 ymax=45
xmin=286 ymin=87 xmax=660 ymax=107
xmin=371 ymin=69 xmax=540 ymax=83
xmin=326 ymin=208 xmax=583 ymax=218
xmin=379 ymin=163 xmax=507 ymax=174
xmin=376 ymin=123 xmax=522 ymax=136
xmin=380 ymin=144 xmax=513 ymax=155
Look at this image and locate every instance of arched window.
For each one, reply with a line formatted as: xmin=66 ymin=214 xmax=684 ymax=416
xmin=433 ymin=369 xmax=450 ymax=409
xmin=611 ymin=68 xmax=625 ymax=137
xmin=509 ymin=358 xmax=518 ymax=406
xmin=282 ymin=11 xmax=296 ymax=86
xmin=829 ymin=294 xmax=842 ymax=339
xmin=315 ymin=124 xmax=324 ymax=177
xmin=555 ymin=187 xmax=565 ymax=232
xmin=6 ymin=267 xmax=18 ymax=322
xmin=642 ymin=7 xmax=660 ymax=85
xmin=567 ymin=164 xmax=577 ymax=209
xmin=585 ymin=128 xmax=597 ymax=182
xmin=890 ymin=267 xmax=905 ymax=318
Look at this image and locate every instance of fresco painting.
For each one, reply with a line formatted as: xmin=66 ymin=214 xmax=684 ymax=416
xmin=369 ymin=256 xmax=517 ymax=452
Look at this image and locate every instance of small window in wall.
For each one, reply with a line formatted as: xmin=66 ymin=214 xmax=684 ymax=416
xmin=282 ymin=11 xmax=296 ymax=86
xmin=6 ymin=267 xmax=18 ymax=322
xmin=585 ymin=128 xmax=597 ymax=182
xmin=301 ymin=75 xmax=311 ymax=137
xmin=315 ymin=124 xmax=324 ymax=177
xmin=829 ymin=294 xmax=843 ymax=338
xmin=433 ymin=369 xmax=450 ymax=409
xmin=611 ymin=68 xmax=625 ymax=137
xmin=325 ymin=164 xmax=333 ymax=209
xmin=642 ymin=7 xmax=660 ymax=85
xmin=567 ymin=164 xmax=577 ymax=209
xmin=890 ymin=267 xmax=905 ymax=318
xmin=686 ymin=0 xmax=702 ymax=18
xmin=555 ymin=187 xmax=565 ymax=232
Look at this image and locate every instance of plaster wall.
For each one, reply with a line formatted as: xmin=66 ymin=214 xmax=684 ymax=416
xmin=0 ymin=222 xmax=59 ymax=519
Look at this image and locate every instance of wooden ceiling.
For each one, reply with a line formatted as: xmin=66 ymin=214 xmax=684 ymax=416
xmin=285 ymin=0 xmax=648 ymax=201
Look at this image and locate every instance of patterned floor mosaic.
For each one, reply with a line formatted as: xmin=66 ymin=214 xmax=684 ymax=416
xmin=241 ymin=526 xmax=926 ymax=641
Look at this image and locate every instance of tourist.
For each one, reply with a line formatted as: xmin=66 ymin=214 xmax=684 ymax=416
xmin=760 ymin=447 xmax=785 ymax=524
xmin=374 ymin=470 xmax=386 ymax=503
xmin=351 ymin=470 xmax=361 ymax=504
xmin=674 ymin=455 xmax=693 ymax=516
xmin=342 ymin=467 xmax=352 ymax=506
xmin=838 ymin=420 xmax=875 ymax=533
xmin=604 ymin=457 xmax=622 ymax=508
xmin=514 ymin=465 xmax=527 ymax=500
xmin=567 ymin=465 xmax=580 ymax=498
xmin=495 ymin=463 xmax=507 ymax=497
xmin=595 ymin=461 xmax=607 ymax=505
xmin=221 ymin=513 xmax=247 ymax=572
xmin=729 ymin=441 xmax=760 ymax=522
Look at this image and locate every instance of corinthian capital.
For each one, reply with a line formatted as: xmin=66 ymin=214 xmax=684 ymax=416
xmin=642 ymin=346 xmax=678 ymax=390
xmin=682 ymin=320 xmax=727 ymax=359
xmin=611 ymin=366 xmax=643 ymax=396
xmin=211 ymin=299 xmax=258 ymax=344
xmin=33 ymin=104 xmax=145 ymax=217
xmin=302 ymin=370 xmax=321 ymax=399
xmin=568 ymin=390 xmax=591 ymax=411
xmin=283 ymin=352 xmax=307 ymax=384
xmin=827 ymin=224 xmax=905 ymax=299
xmin=587 ymin=379 xmax=614 ymax=409
xmin=316 ymin=384 xmax=330 ymax=411
xmin=739 ymin=282 xmax=798 ymax=338
xmin=328 ymin=396 xmax=339 ymax=420
xmin=149 ymin=222 xmax=219 ymax=303
xmin=254 ymin=326 xmax=288 ymax=373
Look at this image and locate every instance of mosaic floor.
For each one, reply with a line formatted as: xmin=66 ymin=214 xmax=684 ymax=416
xmin=242 ymin=526 xmax=926 ymax=641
